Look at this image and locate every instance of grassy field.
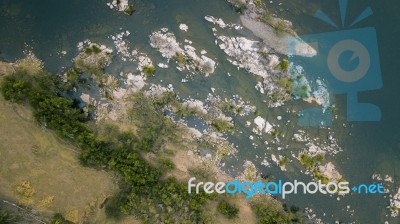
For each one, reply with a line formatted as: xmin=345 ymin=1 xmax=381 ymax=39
xmin=0 ymin=94 xmax=119 ymax=223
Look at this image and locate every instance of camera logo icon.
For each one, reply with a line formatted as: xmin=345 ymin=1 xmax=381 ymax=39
xmin=287 ymin=0 xmax=382 ymax=126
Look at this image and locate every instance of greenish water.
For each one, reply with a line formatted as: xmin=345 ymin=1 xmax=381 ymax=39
xmin=0 ymin=0 xmax=399 ymax=223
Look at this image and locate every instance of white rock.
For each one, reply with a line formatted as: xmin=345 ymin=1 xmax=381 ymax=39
xmin=158 ymin=63 xmax=169 ymax=68
xmin=179 ymin=24 xmax=189 ymax=32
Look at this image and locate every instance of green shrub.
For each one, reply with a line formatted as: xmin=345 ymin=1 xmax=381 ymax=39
xmin=0 ymin=70 xmax=32 ymax=102
xmin=142 ymin=65 xmax=156 ymax=77
xmin=259 ymin=51 xmax=268 ymax=58
xmin=278 ymin=157 xmax=289 ymax=167
xmin=271 ymin=129 xmax=283 ymax=138
xmin=211 ymin=118 xmax=234 ymax=132
xmin=277 ymin=59 xmax=289 ymax=71
xmin=251 ymin=202 xmax=300 ymax=224
xmin=218 ymin=200 xmax=239 ymax=219
xmin=299 ymin=154 xmax=324 ymax=170
xmin=84 ymin=45 xmax=101 ymax=55
xmin=159 ymin=158 xmax=176 ymax=171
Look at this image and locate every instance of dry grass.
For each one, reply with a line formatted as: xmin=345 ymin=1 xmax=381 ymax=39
xmin=0 ymin=95 xmax=118 ymax=223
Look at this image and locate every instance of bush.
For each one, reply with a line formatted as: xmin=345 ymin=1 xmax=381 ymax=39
xmin=218 ymin=200 xmax=239 ymax=219
xmin=0 ymin=70 xmax=32 ymax=102
xmin=124 ymin=5 xmax=135 ymax=15
xmin=211 ymin=118 xmax=234 ymax=132
xmin=159 ymin=158 xmax=176 ymax=171
xmin=142 ymin=65 xmax=156 ymax=77
xmin=278 ymin=59 xmax=290 ymax=71
xmin=84 ymin=45 xmax=102 ymax=55
xmin=299 ymin=154 xmax=324 ymax=169
xmin=251 ymin=202 xmax=297 ymax=224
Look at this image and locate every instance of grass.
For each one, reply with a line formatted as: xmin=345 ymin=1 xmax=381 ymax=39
xmin=0 ymin=95 xmax=117 ymax=223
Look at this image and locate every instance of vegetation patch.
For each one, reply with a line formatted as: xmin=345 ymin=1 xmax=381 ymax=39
xmin=299 ymin=154 xmax=331 ymax=183
xmin=0 ymin=208 xmax=15 ymax=224
xmin=220 ymin=100 xmax=243 ymax=115
xmin=173 ymin=53 xmax=187 ymax=66
xmin=299 ymin=154 xmax=324 ymax=169
xmin=217 ymin=200 xmax=239 ymax=219
xmin=277 ymin=59 xmax=290 ymax=71
xmin=278 ymin=157 xmax=289 ymax=167
xmin=0 ymin=66 xmax=305 ymax=223
xmin=250 ymin=200 xmax=302 ymax=224
xmin=211 ymin=118 xmax=234 ymax=133
xmin=123 ymin=5 xmax=135 ymax=15
xmin=279 ymin=77 xmax=293 ymax=95
xmin=142 ymin=65 xmax=156 ymax=77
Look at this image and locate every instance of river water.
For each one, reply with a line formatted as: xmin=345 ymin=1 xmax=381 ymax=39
xmin=0 ymin=0 xmax=399 ymax=223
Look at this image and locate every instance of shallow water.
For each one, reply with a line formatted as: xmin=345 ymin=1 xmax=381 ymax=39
xmin=0 ymin=0 xmax=399 ymax=223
